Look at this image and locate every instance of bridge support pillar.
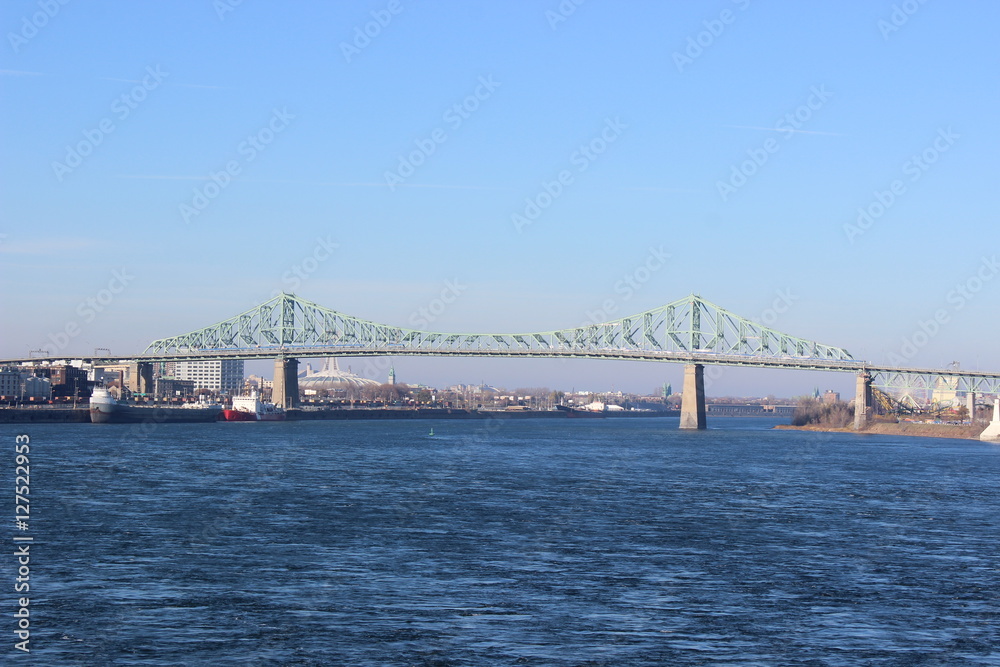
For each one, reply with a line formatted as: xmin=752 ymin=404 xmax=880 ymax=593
xmin=272 ymin=358 xmax=299 ymax=409
xmin=124 ymin=362 xmax=155 ymax=396
xmin=981 ymin=399 xmax=1000 ymax=442
xmin=854 ymin=372 xmax=872 ymax=430
xmin=137 ymin=362 xmax=154 ymax=395
xmin=680 ymin=364 xmax=706 ymax=430
xmin=967 ymin=391 xmax=977 ymax=423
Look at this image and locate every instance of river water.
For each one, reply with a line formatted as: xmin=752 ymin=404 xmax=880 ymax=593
xmin=4 ymin=417 xmax=999 ymax=665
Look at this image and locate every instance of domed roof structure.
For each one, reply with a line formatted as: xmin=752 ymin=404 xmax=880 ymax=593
xmin=298 ymin=358 xmax=380 ymax=393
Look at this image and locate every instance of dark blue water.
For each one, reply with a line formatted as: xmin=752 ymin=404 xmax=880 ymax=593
xmin=4 ymin=417 xmax=1000 ymax=665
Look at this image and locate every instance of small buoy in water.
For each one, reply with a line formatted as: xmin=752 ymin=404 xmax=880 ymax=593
xmin=429 ymin=428 xmax=435 ymax=436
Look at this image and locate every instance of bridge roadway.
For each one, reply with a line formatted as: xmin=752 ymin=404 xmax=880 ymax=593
xmin=0 ymin=348 xmax=875 ymax=369
xmin=4 ymin=347 xmax=999 ymax=383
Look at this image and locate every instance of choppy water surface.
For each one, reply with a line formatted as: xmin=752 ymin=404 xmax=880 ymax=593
xmin=7 ymin=417 xmax=1000 ymax=665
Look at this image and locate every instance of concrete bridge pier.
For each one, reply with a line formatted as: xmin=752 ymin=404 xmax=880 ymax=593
xmin=680 ymin=363 xmax=707 ymax=430
xmin=853 ymin=372 xmax=872 ymax=430
xmin=137 ymin=362 xmax=154 ymax=395
xmin=272 ymin=357 xmax=299 ymax=409
xmin=124 ymin=362 xmax=155 ymax=395
xmin=980 ymin=398 xmax=1000 ymax=442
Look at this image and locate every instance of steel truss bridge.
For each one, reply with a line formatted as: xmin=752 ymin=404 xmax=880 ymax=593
xmin=131 ymin=292 xmax=999 ymax=394
xmin=4 ymin=293 xmax=998 ymax=426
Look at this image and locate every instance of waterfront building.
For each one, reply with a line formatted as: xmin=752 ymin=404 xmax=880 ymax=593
xmin=1 ymin=368 xmax=55 ymax=400
xmin=931 ymin=376 xmax=960 ymax=407
xmin=23 ymin=375 xmax=51 ymax=400
xmin=36 ymin=364 xmax=88 ymax=398
xmin=154 ymin=377 xmax=196 ymax=398
xmin=297 ymin=358 xmax=379 ymax=396
xmin=245 ymin=375 xmax=273 ymax=390
xmin=0 ymin=368 xmax=21 ymax=398
xmin=173 ymin=359 xmax=244 ymax=395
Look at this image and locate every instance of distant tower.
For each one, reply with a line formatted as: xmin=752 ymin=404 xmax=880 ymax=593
xmin=388 ymin=366 xmax=396 ymax=385
xmin=663 ymin=382 xmax=672 ymax=398
xmin=813 ymin=387 xmax=821 ymax=399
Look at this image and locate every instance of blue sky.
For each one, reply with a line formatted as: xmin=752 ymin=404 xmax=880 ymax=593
xmin=2 ymin=0 xmax=997 ymax=396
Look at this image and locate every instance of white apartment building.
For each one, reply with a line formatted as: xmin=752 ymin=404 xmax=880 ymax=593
xmin=173 ymin=360 xmax=244 ymax=395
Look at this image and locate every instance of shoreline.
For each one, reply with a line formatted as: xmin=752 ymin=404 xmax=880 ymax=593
xmin=774 ymin=421 xmax=988 ymax=441
xmin=0 ymin=406 xmax=681 ymax=424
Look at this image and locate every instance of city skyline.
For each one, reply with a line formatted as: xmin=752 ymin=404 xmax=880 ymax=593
xmin=2 ymin=1 xmax=998 ymax=396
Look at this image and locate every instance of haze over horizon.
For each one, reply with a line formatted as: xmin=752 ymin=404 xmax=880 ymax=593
xmin=2 ymin=1 xmax=997 ymax=397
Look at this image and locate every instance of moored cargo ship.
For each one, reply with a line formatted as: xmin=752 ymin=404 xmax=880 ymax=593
xmin=220 ymin=391 xmax=286 ymax=422
xmin=555 ymin=404 xmax=606 ymax=418
xmin=89 ymin=387 xmax=222 ymax=424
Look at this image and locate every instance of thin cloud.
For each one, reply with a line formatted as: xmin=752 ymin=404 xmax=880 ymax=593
xmin=115 ymin=174 xmax=513 ymax=190
xmin=0 ymin=70 xmax=224 ymax=88
xmin=116 ymin=174 xmax=214 ymax=181
xmin=376 ymin=182 xmax=513 ymax=191
xmin=315 ymin=181 xmax=513 ymax=191
xmin=723 ymin=124 xmax=847 ymax=137
xmin=101 ymin=77 xmax=146 ymax=84
xmin=620 ymin=186 xmax=703 ymax=194
xmin=0 ymin=237 xmax=96 ymax=255
xmin=174 ymin=82 xmax=227 ymax=89
xmin=100 ymin=77 xmax=228 ymax=90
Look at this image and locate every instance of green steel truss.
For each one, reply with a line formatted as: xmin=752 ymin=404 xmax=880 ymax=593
xmin=144 ymin=292 xmax=855 ymax=364
xmin=0 ymin=292 xmax=993 ymax=391
xmin=866 ymin=368 xmax=1000 ymax=397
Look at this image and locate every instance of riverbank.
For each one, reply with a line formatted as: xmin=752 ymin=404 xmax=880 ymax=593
xmin=774 ymin=421 xmax=987 ymax=441
xmin=0 ymin=406 xmax=679 ymax=423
